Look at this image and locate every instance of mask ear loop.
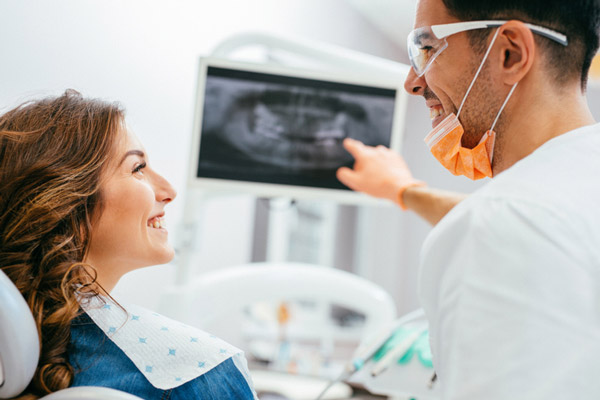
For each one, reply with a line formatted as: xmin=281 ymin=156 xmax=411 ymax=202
xmin=489 ymin=82 xmax=518 ymax=133
xmin=457 ymin=28 xmax=502 ymax=119
xmin=486 ymin=81 xmax=518 ymax=164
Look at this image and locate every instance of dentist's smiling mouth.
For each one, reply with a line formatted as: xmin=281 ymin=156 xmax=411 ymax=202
xmin=429 ymin=104 xmax=446 ymax=128
xmin=424 ymin=89 xmax=448 ymax=129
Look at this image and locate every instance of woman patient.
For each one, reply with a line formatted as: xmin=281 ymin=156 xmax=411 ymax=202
xmin=0 ymin=90 xmax=257 ymax=399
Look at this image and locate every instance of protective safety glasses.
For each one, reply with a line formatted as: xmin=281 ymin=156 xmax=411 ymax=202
xmin=407 ymin=20 xmax=568 ymax=77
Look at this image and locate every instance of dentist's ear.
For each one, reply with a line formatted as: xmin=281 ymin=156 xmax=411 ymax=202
xmin=496 ymin=20 xmax=536 ymax=85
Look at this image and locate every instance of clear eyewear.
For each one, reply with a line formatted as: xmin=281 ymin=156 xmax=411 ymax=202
xmin=407 ymin=20 xmax=569 ymax=77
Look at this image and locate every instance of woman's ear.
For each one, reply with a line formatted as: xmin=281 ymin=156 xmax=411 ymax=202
xmin=497 ymin=20 xmax=536 ymax=85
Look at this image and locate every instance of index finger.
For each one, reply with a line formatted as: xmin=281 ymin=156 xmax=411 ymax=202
xmin=342 ymin=137 xmax=367 ymax=159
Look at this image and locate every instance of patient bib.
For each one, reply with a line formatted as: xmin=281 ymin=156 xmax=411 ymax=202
xmin=80 ymin=295 xmax=245 ymax=390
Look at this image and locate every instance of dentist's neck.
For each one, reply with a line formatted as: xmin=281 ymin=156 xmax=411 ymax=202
xmin=492 ymin=79 xmax=595 ymax=175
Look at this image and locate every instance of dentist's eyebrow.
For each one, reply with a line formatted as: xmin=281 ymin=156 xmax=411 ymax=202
xmin=415 ymin=31 xmax=433 ymax=46
xmin=119 ymin=150 xmax=145 ymax=166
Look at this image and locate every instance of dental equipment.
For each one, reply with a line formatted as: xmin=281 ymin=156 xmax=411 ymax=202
xmin=314 ymin=309 xmax=425 ymax=400
xmin=370 ymin=326 xmax=427 ymax=377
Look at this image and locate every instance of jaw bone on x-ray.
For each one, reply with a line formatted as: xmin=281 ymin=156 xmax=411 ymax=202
xmin=198 ymin=67 xmax=397 ymax=191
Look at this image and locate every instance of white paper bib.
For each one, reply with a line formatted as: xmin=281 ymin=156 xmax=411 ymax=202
xmin=80 ymin=295 xmax=244 ymax=390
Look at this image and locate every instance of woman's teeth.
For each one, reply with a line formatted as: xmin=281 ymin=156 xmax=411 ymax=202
xmin=430 ymin=106 xmax=444 ymax=120
xmin=148 ymin=217 xmax=165 ymax=229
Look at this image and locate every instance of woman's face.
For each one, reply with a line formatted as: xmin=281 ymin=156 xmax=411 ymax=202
xmin=85 ymin=127 xmax=177 ymax=291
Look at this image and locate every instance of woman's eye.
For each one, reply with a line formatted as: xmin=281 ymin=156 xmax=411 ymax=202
xmin=133 ymin=162 xmax=147 ymax=175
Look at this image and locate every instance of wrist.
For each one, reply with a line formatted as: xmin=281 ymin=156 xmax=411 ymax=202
xmin=396 ymin=180 xmax=427 ymax=211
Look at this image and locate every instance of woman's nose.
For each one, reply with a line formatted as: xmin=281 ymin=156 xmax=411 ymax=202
xmin=404 ymin=68 xmax=427 ymax=96
xmin=153 ymin=172 xmax=177 ymax=203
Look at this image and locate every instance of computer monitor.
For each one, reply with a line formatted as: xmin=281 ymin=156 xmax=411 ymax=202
xmin=188 ymin=57 xmax=408 ymax=204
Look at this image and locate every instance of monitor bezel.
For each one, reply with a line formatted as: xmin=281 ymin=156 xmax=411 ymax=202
xmin=187 ymin=56 xmax=408 ymax=205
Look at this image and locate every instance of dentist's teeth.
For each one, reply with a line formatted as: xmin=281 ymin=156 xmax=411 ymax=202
xmin=430 ymin=107 xmax=443 ymax=120
xmin=154 ymin=220 xmax=160 ymax=229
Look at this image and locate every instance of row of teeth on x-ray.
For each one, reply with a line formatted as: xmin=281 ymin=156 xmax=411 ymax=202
xmin=219 ymin=89 xmax=370 ymax=170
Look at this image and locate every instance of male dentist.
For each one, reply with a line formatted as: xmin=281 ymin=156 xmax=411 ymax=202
xmin=338 ymin=0 xmax=600 ymax=398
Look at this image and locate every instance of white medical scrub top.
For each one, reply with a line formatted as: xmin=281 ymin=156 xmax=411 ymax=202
xmin=419 ymin=123 xmax=600 ymax=399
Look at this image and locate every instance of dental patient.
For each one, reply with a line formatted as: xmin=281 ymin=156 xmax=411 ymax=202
xmin=0 ymin=90 xmax=257 ymax=399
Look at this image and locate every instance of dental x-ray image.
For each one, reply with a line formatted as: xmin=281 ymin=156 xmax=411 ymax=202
xmin=197 ymin=66 xmax=397 ymax=191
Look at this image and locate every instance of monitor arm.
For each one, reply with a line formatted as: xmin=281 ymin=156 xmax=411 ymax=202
xmin=210 ymin=31 xmax=409 ymax=81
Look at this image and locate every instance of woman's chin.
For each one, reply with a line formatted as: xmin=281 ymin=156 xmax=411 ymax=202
xmin=157 ymin=247 xmax=176 ymax=265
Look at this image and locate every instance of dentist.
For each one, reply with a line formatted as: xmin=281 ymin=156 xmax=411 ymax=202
xmin=338 ymin=0 xmax=600 ymax=398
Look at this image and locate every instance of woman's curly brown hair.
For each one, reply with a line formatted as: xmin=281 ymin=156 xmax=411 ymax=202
xmin=0 ymin=90 xmax=125 ymax=398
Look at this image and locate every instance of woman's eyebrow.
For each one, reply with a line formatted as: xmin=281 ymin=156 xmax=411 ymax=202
xmin=119 ymin=149 xmax=145 ymax=166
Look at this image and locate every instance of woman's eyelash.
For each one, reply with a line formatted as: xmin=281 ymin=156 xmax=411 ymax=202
xmin=133 ymin=162 xmax=147 ymax=173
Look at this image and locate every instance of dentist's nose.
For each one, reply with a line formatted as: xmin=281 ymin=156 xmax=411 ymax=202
xmin=404 ymin=68 xmax=427 ymax=96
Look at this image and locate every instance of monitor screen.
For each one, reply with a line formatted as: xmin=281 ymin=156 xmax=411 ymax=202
xmin=189 ymin=58 xmax=407 ymax=203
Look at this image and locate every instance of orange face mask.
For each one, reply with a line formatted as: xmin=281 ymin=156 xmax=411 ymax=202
xmin=425 ymin=115 xmax=496 ymax=180
xmin=424 ymin=29 xmax=518 ymax=180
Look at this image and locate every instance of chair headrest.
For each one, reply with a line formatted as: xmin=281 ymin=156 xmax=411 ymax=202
xmin=0 ymin=269 xmax=40 ymax=399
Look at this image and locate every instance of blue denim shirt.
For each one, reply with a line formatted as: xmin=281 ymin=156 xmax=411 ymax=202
xmin=69 ymin=313 xmax=255 ymax=399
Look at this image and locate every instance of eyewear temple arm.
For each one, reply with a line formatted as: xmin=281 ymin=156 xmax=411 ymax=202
xmin=430 ymin=20 xmax=568 ymax=46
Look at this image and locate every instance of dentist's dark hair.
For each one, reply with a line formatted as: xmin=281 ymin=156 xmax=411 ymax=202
xmin=0 ymin=90 xmax=124 ymax=398
xmin=442 ymin=0 xmax=600 ymax=90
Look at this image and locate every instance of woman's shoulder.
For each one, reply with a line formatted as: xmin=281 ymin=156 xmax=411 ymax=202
xmin=69 ymin=312 xmax=166 ymax=398
xmin=69 ymin=308 xmax=257 ymax=399
xmin=79 ymin=297 xmax=245 ymax=388
xmin=169 ymin=356 xmax=256 ymax=400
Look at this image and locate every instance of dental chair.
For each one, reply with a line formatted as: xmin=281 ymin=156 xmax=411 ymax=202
xmin=160 ymin=262 xmax=396 ymax=346
xmin=159 ymin=262 xmax=396 ymax=399
xmin=0 ymin=269 xmax=142 ymax=400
